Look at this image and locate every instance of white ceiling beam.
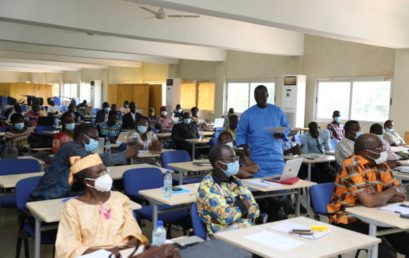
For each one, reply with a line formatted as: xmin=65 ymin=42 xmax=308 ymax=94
xmin=129 ymin=0 xmax=409 ymax=49
xmin=0 ymin=0 xmax=303 ymax=56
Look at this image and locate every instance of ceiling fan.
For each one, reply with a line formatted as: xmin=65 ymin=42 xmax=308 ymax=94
xmin=140 ymin=7 xmax=200 ymax=19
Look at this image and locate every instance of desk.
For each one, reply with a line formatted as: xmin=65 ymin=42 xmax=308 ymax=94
xmin=137 ymin=149 xmax=175 ymax=158
xmin=215 ymin=216 xmax=380 ymax=258
xmin=108 ymin=163 xmax=167 ymax=179
xmin=347 ymin=202 xmax=409 ymax=258
xmin=27 ymin=196 xmax=141 ymax=258
xmin=167 ymin=160 xmax=212 ymax=184
xmin=185 ymin=138 xmax=210 ymax=159
xmin=243 ymin=179 xmax=315 ymax=216
xmin=139 ymin=183 xmax=198 ymax=228
xmin=0 ymin=172 xmax=44 ymax=188
xmin=157 ymin=132 xmax=171 ymax=138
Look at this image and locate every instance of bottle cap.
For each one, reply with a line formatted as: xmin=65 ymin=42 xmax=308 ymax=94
xmin=157 ymin=220 xmax=164 ymax=227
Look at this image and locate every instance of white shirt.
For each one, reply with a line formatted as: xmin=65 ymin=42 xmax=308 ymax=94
xmin=335 ymin=138 xmax=355 ymax=166
xmin=127 ymin=131 xmax=158 ymax=149
xmin=384 ymin=130 xmax=405 ymax=146
xmin=48 ymin=105 xmax=60 ymax=114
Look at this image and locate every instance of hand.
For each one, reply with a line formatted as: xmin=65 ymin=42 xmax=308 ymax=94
xmin=286 ymin=144 xmax=301 ymax=155
xmin=106 ymin=246 xmax=121 ymax=257
xmin=273 ymin=133 xmax=282 ymax=139
xmin=389 ymin=193 xmax=407 ymax=203
xmin=149 ymin=141 xmax=162 ymax=153
xmin=243 ymin=198 xmax=252 ymax=209
xmin=126 ymin=144 xmax=140 ymax=158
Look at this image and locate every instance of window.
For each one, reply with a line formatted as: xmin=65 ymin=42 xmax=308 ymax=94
xmin=63 ymin=83 xmax=78 ymax=99
xmin=180 ymin=81 xmax=215 ymax=112
xmin=80 ymin=82 xmax=91 ymax=104
xmin=226 ymin=82 xmax=275 ymax=113
xmin=316 ymin=79 xmax=391 ymax=122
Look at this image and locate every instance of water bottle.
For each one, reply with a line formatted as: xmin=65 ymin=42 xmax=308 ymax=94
xmin=104 ymin=139 xmax=111 ymax=153
xmin=152 ymin=220 xmax=166 ymax=246
xmin=163 ymin=170 xmax=173 ymax=198
xmin=199 ymin=129 xmax=204 ymax=141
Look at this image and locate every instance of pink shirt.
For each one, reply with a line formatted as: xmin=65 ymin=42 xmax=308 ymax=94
xmin=159 ymin=116 xmax=173 ymax=128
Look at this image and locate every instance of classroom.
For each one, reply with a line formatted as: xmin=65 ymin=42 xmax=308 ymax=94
xmin=1 ymin=1 xmax=409 ymax=258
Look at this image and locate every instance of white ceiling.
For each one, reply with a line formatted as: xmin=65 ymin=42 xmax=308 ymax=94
xmin=0 ymin=0 xmax=408 ymax=73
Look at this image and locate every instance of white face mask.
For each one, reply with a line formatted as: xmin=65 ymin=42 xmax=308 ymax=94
xmin=367 ymin=150 xmax=388 ymax=165
xmin=86 ymin=173 xmax=113 ymax=192
xmin=355 ymin=131 xmax=363 ymax=139
xmin=225 ymin=142 xmax=234 ymax=148
xmin=161 ymin=111 xmax=168 ymax=116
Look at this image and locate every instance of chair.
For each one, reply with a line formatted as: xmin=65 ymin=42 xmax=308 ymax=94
xmin=59 ymin=105 xmax=67 ymax=113
xmin=209 ymin=130 xmax=222 ymax=147
xmin=91 ymin=108 xmax=100 ymax=115
xmin=0 ymin=159 xmax=42 ymax=209
xmin=293 ymin=134 xmax=303 ymax=144
xmin=329 ymin=138 xmax=339 ymax=150
xmin=160 ymin=150 xmax=203 ymax=184
xmin=15 ymin=176 xmax=57 ymax=258
xmin=123 ymin=168 xmax=189 ymax=237
xmin=34 ymin=125 xmax=56 ymax=134
xmin=190 ymin=202 xmax=207 ymax=240
xmin=309 ymin=182 xmax=335 ymax=219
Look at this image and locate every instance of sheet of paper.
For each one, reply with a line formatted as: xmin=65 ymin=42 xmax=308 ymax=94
xmin=398 ymin=160 xmax=409 ymax=166
xmin=77 ymin=249 xmax=111 ymax=258
xmin=245 ymin=230 xmax=303 ymax=251
xmin=269 ymin=221 xmax=330 ymax=240
xmin=245 ymin=178 xmax=282 ymax=189
xmin=391 ymin=146 xmax=409 ymax=153
xmin=213 ymin=118 xmax=225 ymax=128
xmin=380 ymin=202 xmax=409 ymax=214
xmin=265 ymin=126 xmax=287 ymax=134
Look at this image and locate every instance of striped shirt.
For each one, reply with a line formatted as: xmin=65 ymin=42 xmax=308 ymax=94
xmin=327 ymin=155 xmax=399 ymax=224
xmin=335 ymin=138 xmax=354 ymax=166
xmin=327 ymin=122 xmax=344 ymax=140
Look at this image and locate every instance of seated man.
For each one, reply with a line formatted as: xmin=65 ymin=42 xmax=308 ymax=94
xmin=301 ymin=122 xmax=331 ymax=154
xmin=52 ymin=112 xmax=75 ymax=154
xmin=171 ymin=112 xmax=198 ymax=154
xmin=99 ymin=111 xmax=122 ymax=142
xmin=369 ymin=123 xmax=400 ymax=162
xmin=122 ymin=102 xmax=142 ymax=130
xmin=384 ymin=120 xmax=405 ymax=146
xmin=3 ymin=113 xmax=33 ymax=158
xmin=335 ymin=120 xmax=362 ymax=167
xmin=55 ymin=154 xmax=148 ymax=258
xmin=197 ymin=144 xmax=260 ymax=238
xmin=225 ymin=114 xmax=238 ymax=141
xmin=328 ymin=133 xmax=409 ymax=257
xmin=191 ymin=106 xmax=207 ymax=128
xmin=96 ymin=102 xmax=110 ymax=124
xmin=327 ymin=110 xmax=344 ymax=140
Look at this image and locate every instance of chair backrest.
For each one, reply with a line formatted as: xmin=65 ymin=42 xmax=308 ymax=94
xmin=329 ymin=138 xmax=339 ymax=151
xmin=309 ymin=182 xmax=335 ymax=216
xmin=34 ymin=125 xmax=55 ymax=133
xmin=293 ymin=134 xmax=303 ymax=144
xmin=191 ymin=202 xmax=207 ymax=239
xmin=92 ymin=108 xmax=100 ymax=115
xmin=0 ymin=159 xmax=42 ymax=176
xmin=123 ymin=168 xmax=164 ymax=200
xmin=59 ymin=105 xmax=67 ymax=113
xmin=160 ymin=150 xmax=191 ymax=170
xmin=15 ymin=176 xmax=42 ymax=211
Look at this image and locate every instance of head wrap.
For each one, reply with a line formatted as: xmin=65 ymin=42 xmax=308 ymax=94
xmin=68 ymin=154 xmax=103 ymax=185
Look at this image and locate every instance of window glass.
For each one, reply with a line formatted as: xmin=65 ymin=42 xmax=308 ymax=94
xmin=227 ymin=82 xmax=249 ymax=113
xmin=316 ymin=81 xmax=350 ymax=119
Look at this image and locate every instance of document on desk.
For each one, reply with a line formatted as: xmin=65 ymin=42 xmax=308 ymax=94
xmin=269 ymin=221 xmax=330 ymax=240
xmin=398 ymin=160 xmax=409 ymax=166
xmin=265 ymin=126 xmax=287 ymax=134
xmin=245 ymin=230 xmax=303 ymax=251
xmin=245 ymin=178 xmax=281 ymax=188
xmin=380 ymin=203 xmax=409 ymax=214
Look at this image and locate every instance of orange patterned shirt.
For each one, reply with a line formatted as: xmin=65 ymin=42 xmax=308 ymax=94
xmin=327 ymin=154 xmax=399 ymax=224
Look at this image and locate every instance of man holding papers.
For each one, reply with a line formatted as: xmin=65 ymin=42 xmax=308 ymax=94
xmin=327 ymin=133 xmax=409 ymax=257
xmin=197 ymin=145 xmax=260 ymax=238
xmin=236 ymin=85 xmax=289 ymax=177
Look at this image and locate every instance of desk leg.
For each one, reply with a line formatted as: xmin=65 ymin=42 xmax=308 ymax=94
xmin=152 ymin=204 xmax=158 ymax=230
xmin=306 ymin=164 xmax=312 ymax=215
xmin=192 ymin=143 xmax=196 ymax=160
xmin=295 ymin=190 xmax=300 ymax=217
xmin=34 ymin=217 xmax=41 ymax=258
xmin=368 ymin=223 xmax=378 ymax=258
xmin=178 ymin=170 xmax=184 ymax=185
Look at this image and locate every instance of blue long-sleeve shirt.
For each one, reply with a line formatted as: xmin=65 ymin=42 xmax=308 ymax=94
xmin=236 ymin=104 xmax=288 ymax=177
xmin=301 ymin=129 xmax=331 ymax=154
xmin=30 ymin=141 xmax=127 ymax=200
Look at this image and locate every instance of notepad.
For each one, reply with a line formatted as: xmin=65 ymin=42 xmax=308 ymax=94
xmin=380 ymin=203 xmax=409 ymax=214
xmin=270 ymin=221 xmax=330 ymax=240
xmin=245 ymin=230 xmax=303 ymax=250
xmin=245 ymin=178 xmax=281 ymax=188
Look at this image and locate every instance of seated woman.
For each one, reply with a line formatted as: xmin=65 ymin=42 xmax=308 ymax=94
xmin=55 ymin=154 xmax=148 ymax=258
xmin=100 ymin=111 xmax=122 ymax=142
xmin=52 ymin=113 xmax=75 ymax=154
xmin=128 ymin=116 xmax=162 ymax=152
xmin=27 ymin=104 xmax=44 ymax=127
xmin=218 ymin=131 xmax=259 ymax=178
xmin=3 ymin=113 xmax=33 ymax=158
xmin=158 ymin=106 xmax=173 ymax=131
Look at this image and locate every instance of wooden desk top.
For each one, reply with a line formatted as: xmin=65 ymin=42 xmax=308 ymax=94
xmin=346 ymin=202 xmax=409 ymax=229
xmin=139 ymin=183 xmax=199 ymax=206
xmin=243 ymin=179 xmax=316 ymax=192
xmin=137 ymin=149 xmax=175 ymax=158
xmin=157 ymin=132 xmax=171 ymax=138
xmin=0 ymin=172 xmax=44 ymax=188
xmin=215 ymin=216 xmax=380 ymax=258
xmin=108 ymin=163 xmax=167 ymax=179
xmin=185 ymin=138 xmax=211 ymax=144
xmin=300 ymin=154 xmax=335 ymax=164
xmin=27 ymin=196 xmax=141 ymax=223
xmin=168 ymin=160 xmax=212 ymax=172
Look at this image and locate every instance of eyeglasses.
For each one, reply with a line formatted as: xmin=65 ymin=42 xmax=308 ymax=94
xmin=84 ymin=134 xmax=98 ymax=141
xmin=219 ymin=155 xmax=239 ymax=163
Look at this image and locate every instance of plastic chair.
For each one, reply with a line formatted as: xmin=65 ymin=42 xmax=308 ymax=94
xmin=309 ymin=182 xmax=335 ymax=218
xmin=329 ymin=138 xmax=339 ymax=151
xmin=190 ymin=202 xmax=207 ymax=240
xmin=92 ymin=108 xmax=100 ymax=115
xmin=15 ymin=176 xmax=57 ymax=258
xmin=0 ymin=159 xmax=42 ymax=209
xmin=160 ymin=150 xmax=203 ymax=184
xmin=34 ymin=125 xmax=56 ymax=134
xmin=59 ymin=105 xmax=67 ymax=113
xmin=123 ymin=168 xmax=188 ymax=236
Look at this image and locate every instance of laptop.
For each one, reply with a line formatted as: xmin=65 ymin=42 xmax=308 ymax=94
xmin=213 ymin=118 xmax=224 ymax=128
xmin=267 ymin=158 xmax=303 ymax=184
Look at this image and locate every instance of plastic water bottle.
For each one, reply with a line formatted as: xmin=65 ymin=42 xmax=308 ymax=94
xmin=163 ymin=170 xmax=173 ymax=198
xmin=199 ymin=129 xmax=204 ymax=141
xmin=152 ymin=220 xmax=166 ymax=246
xmin=104 ymin=140 xmax=111 ymax=153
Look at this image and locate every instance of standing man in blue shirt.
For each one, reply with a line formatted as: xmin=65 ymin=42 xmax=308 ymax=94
xmin=236 ymin=85 xmax=289 ymax=177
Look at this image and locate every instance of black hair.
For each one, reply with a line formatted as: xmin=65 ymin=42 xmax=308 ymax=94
xmin=191 ymin=107 xmax=199 ymax=113
xmin=217 ymin=131 xmax=233 ymax=144
xmin=208 ymin=144 xmax=232 ymax=167
xmin=14 ymin=104 xmax=22 ymax=113
xmin=61 ymin=112 xmax=74 ymax=123
xmin=182 ymin=112 xmax=191 ymax=119
xmin=332 ymin=110 xmax=340 ymax=117
xmin=344 ymin=120 xmax=359 ymax=132
xmin=384 ymin=120 xmax=393 ymax=127
xmin=124 ymin=100 xmax=129 ymax=105
xmin=73 ymin=123 xmax=95 ymax=141
xmin=10 ymin=113 xmax=24 ymax=124
xmin=369 ymin=123 xmax=383 ymax=135
xmin=254 ymin=85 xmax=268 ymax=94
xmin=71 ymin=169 xmax=89 ymax=193
xmin=102 ymin=102 xmax=109 ymax=108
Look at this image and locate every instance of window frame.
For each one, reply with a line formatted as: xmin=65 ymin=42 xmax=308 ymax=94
xmin=315 ymin=77 xmax=393 ymax=123
xmin=225 ymin=80 xmax=277 ymax=114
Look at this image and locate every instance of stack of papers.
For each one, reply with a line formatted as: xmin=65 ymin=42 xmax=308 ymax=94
xmin=394 ymin=166 xmax=409 ymax=173
xmin=398 ymin=160 xmax=409 ymax=166
xmin=245 ymin=230 xmax=304 ymax=251
xmin=380 ymin=203 xmax=409 ymax=214
xmin=265 ymin=126 xmax=288 ymax=134
xmin=245 ymin=178 xmax=281 ymax=189
xmin=270 ymin=221 xmax=330 ymax=240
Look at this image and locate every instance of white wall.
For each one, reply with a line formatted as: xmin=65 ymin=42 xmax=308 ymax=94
xmin=0 ymin=70 xmax=30 ymax=82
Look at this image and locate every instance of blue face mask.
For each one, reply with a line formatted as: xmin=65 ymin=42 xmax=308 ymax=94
xmin=14 ymin=122 xmax=24 ymax=130
xmin=137 ymin=125 xmax=148 ymax=134
xmin=104 ymin=107 xmax=110 ymax=113
xmin=184 ymin=118 xmax=191 ymax=125
xmin=334 ymin=116 xmax=340 ymax=123
xmin=84 ymin=136 xmax=99 ymax=153
xmin=219 ymin=160 xmax=240 ymax=177
xmin=65 ymin=123 xmax=75 ymax=131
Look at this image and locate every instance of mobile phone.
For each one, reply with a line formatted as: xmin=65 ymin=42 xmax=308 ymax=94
xmin=399 ymin=204 xmax=409 ymax=208
xmin=400 ymin=213 xmax=409 ymax=219
xmin=290 ymin=229 xmax=313 ymax=235
xmin=172 ymin=186 xmax=182 ymax=191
